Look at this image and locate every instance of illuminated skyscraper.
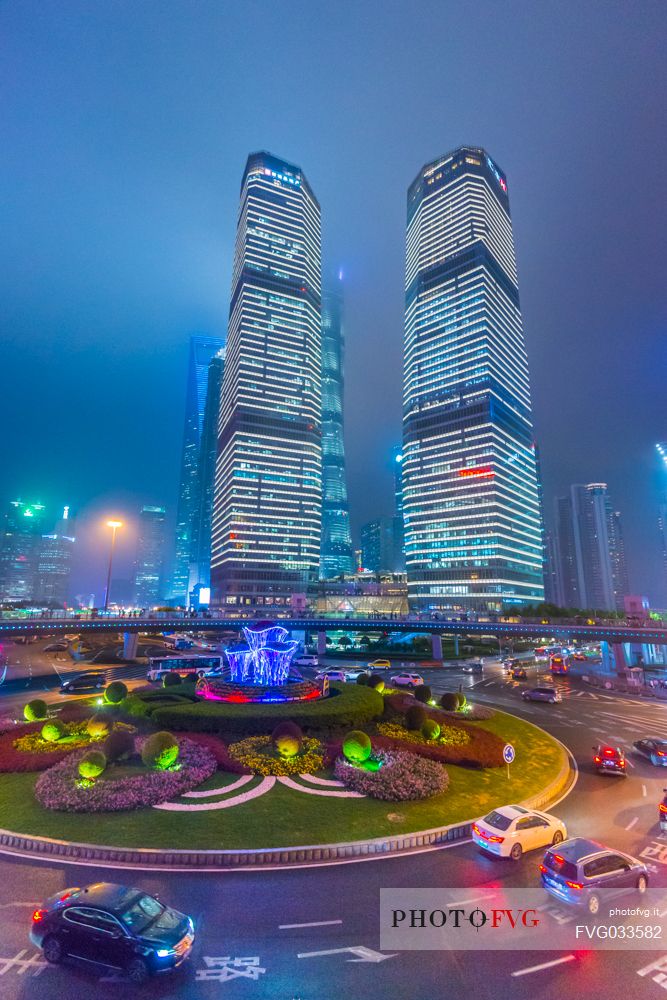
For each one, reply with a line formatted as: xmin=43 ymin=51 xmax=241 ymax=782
xmin=212 ymin=152 xmax=322 ymax=608
xmin=0 ymin=500 xmax=46 ymax=602
xmin=171 ymin=335 xmax=225 ymax=604
xmin=37 ymin=506 xmax=76 ymax=607
xmin=657 ymin=444 xmax=667 ymax=601
xmin=402 ymin=146 xmax=544 ymax=610
xmin=319 ymin=272 xmax=354 ymax=578
xmin=189 ymin=349 xmax=225 ymax=599
xmin=134 ymin=505 xmax=166 ymax=608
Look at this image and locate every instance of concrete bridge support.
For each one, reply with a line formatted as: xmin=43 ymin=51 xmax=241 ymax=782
xmin=317 ymin=631 xmax=328 ymax=657
xmin=431 ymin=633 xmax=443 ymax=661
xmin=453 ymin=636 xmax=459 ymax=657
xmin=611 ymin=642 xmax=628 ymax=677
xmin=123 ymin=632 xmax=138 ymax=660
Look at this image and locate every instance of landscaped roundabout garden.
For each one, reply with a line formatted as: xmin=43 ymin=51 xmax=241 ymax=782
xmin=0 ymin=671 xmax=569 ymax=853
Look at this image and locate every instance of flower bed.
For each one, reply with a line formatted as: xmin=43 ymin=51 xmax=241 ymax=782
xmin=376 ymin=721 xmax=471 ymax=747
xmin=227 ymin=735 xmax=326 ymax=776
xmin=35 ymin=737 xmax=217 ymax=812
xmin=383 ymin=692 xmax=495 ymax=721
xmin=334 ymin=750 xmax=448 ymax=801
xmin=178 ymin=732 xmax=252 ymax=774
xmin=0 ymin=719 xmax=122 ymax=773
xmin=372 ymin=727 xmax=504 ymax=768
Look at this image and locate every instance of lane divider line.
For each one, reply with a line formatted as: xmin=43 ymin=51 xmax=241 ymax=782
xmin=511 ymin=955 xmax=576 ymax=977
xmin=279 ymin=919 xmax=343 ymax=929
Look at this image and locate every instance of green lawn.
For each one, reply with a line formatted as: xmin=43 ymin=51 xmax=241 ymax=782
xmin=0 ymin=711 xmax=567 ymax=850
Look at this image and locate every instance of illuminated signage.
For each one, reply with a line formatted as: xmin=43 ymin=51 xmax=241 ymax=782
xmin=458 ymin=466 xmax=494 ymax=479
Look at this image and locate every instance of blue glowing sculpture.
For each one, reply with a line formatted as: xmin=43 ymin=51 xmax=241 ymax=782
xmin=225 ymin=624 xmax=299 ymax=686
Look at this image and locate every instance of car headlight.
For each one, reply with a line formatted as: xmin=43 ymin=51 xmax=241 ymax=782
xmin=156 ymin=948 xmax=175 ymax=958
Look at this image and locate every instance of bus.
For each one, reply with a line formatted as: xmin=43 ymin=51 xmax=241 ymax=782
xmin=147 ymin=653 xmax=223 ymax=683
xmin=162 ymin=633 xmax=194 ymax=650
xmin=549 ymin=653 xmax=569 ymax=675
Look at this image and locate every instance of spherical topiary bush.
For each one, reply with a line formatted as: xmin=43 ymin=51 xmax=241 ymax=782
xmin=86 ymin=712 xmax=110 ymax=739
xmin=103 ymin=729 xmax=135 ymax=762
xmin=24 ymin=699 xmax=48 ymax=722
xmin=271 ymin=721 xmax=304 ymax=758
xmin=342 ymin=729 xmax=372 ymax=764
xmin=368 ymin=674 xmax=385 ymax=693
xmin=440 ymin=692 xmax=459 ymax=712
xmin=141 ymin=731 xmax=179 ymax=770
xmin=104 ymin=681 xmax=128 ymax=705
xmin=405 ymin=704 xmax=427 ymax=731
xmin=422 ymin=718 xmax=441 ymax=741
xmin=163 ymin=671 xmax=182 ymax=688
xmin=78 ymin=750 xmax=107 ymax=780
xmin=414 ymin=684 xmax=432 ymax=704
xmin=41 ymin=719 xmax=65 ymax=743
xmin=456 ymin=692 xmax=467 ymax=711
xmin=356 ymin=673 xmax=369 ymax=685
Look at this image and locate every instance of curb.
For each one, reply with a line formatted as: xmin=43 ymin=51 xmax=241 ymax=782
xmin=0 ymin=740 xmax=574 ymax=872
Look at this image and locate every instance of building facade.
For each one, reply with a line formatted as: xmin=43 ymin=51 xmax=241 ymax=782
xmin=134 ymin=505 xmax=166 ymax=608
xmin=0 ymin=501 xmax=47 ymax=602
xmin=171 ymin=335 xmax=225 ymax=604
xmin=402 ymin=146 xmax=544 ymax=611
xmin=319 ymin=272 xmax=354 ymax=578
xmin=36 ymin=506 xmax=75 ymax=607
xmin=211 ymin=152 xmax=322 ymax=609
xmin=360 ymin=516 xmax=404 ymax=574
xmin=554 ymin=483 xmax=629 ymax=612
xmin=189 ymin=348 xmax=225 ymax=601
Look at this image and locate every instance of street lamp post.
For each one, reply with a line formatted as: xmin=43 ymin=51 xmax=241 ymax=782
xmin=104 ymin=520 xmax=122 ymax=612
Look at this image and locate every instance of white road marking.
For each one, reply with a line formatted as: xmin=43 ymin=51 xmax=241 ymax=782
xmin=297 ymin=946 xmax=396 ymax=963
xmin=511 ymin=955 xmax=576 ymax=977
xmin=626 ymin=817 xmax=639 ymax=830
xmin=626 ymin=757 xmax=636 ymax=768
xmin=643 ymin=784 xmax=648 ymax=797
xmin=279 ymin=919 xmax=343 ymax=929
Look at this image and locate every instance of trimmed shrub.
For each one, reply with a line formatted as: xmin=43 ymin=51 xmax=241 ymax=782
xmin=367 ymin=674 xmax=385 ymax=693
xmin=104 ymin=681 xmax=128 ymax=705
xmin=342 ymin=729 xmax=372 ymax=763
xmin=229 ymin=734 xmax=324 ymax=775
xmin=163 ymin=672 xmax=182 ymax=688
xmin=356 ymin=673 xmax=369 ymax=685
xmin=86 ymin=713 xmax=110 ymax=739
xmin=41 ymin=720 xmax=65 ymax=743
xmin=414 ymin=684 xmax=432 ymax=704
xmin=78 ymin=750 xmax=107 ymax=780
xmin=24 ymin=699 xmax=47 ymax=722
xmin=421 ymin=719 xmax=441 ymax=741
xmin=405 ymin=704 xmax=427 ymax=731
xmin=141 ymin=730 xmax=179 ymax=770
xmin=440 ymin=692 xmax=459 ymax=712
xmin=456 ymin=692 xmax=467 ymax=710
xmin=271 ymin=721 xmax=303 ymax=758
xmin=150 ymin=683 xmax=385 ymax=737
xmin=119 ymin=694 xmax=151 ymax=719
xmin=103 ymin=729 xmax=135 ymax=762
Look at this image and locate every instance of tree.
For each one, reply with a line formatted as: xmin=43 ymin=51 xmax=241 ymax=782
xmin=337 ymin=635 xmax=352 ymax=649
xmin=359 ymin=635 xmax=372 ymax=648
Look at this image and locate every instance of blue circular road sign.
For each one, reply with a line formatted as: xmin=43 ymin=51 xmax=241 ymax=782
xmin=503 ymin=743 xmax=515 ymax=764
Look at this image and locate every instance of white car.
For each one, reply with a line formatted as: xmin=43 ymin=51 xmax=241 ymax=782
xmin=316 ymin=669 xmax=347 ymax=683
xmin=294 ymin=654 xmax=319 ymax=667
xmin=390 ymin=672 xmax=425 ymax=688
xmin=345 ymin=667 xmax=369 ymax=681
xmin=472 ymin=805 xmax=567 ymax=861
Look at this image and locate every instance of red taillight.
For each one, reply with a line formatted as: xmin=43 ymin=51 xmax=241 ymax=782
xmin=658 ymin=751 xmax=666 ymax=757
xmin=660 ymin=803 xmax=667 ymax=814
xmin=553 ymin=854 xmax=564 ymax=863
xmin=565 ymin=881 xmax=583 ymax=890
xmin=594 ymin=756 xmax=601 ymax=763
xmin=619 ymin=759 xmax=626 ymax=767
xmin=32 ymin=909 xmax=47 ymax=922
xmin=539 ymin=864 xmax=548 ymax=873
xmin=604 ymin=748 xmax=614 ymax=755
xmin=487 ymin=835 xmax=505 ymax=843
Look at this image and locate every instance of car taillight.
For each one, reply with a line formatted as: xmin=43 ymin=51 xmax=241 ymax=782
xmin=565 ymin=881 xmax=583 ymax=890
xmin=472 ymin=823 xmax=480 ymax=835
xmin=619 ymin=759 xmax=626 ymax=766
xmin=658 ymin=751 xmax=666 ymax=757
xmin=604 ymin=748 xmax=614 ymax=755
xmin=660 ymin=803 xmax=667 ymax=814
xmin=32 ymin=909 xmax=47 ymax=922
xmin=553 ymin=854 xmax=564 ymax=863
xmin=487 ymin=835 xmax=505 ymax=843
xmin=594 ymin=756 xmax=601 ymax=763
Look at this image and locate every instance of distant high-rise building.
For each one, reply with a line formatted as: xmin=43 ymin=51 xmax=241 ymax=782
xmin=554 ymin=484 xmax=628 ymax=612
xmin=392 ymin=447 xmax=406 ymax=571
xmin=657 ymin=444 xmax=667 ymax=602
xmin=134 ymin=506 xmax=166 ymax=608
xmin=402 ymin=146 xmax=544 ymax=611
xmin=0 ymin=501 xmax=46 ymax=602
xmin=212 ymin=151 xmax=322 ymax=609
xmin=360 ymin=517 xmax=404 ymax=574
xmin=171 ymin=335 xmax=225 ymax=604
xmin=543 ymin=528 xmax=559 ymax=605
xmin=189 ymin=348 xmax=225 ymax=598
xmin=320 ymin=271 xmax=354 ymax=578
xmin=36 ymin=506 xmax=75 ymax=607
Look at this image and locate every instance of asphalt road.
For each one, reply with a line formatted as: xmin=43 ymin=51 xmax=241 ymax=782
xmin=2 ymin=648 xmax=667 ymax=997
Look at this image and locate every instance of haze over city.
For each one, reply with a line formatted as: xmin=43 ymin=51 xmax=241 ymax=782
xmin=1 ymin=0 xmax=666 ymax=604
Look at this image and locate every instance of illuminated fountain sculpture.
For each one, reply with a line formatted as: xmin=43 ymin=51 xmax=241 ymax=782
xmin=225 ymin=624 xmax=300 ymax=686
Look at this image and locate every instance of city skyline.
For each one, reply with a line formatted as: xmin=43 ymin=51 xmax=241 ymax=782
xmin=1 ymin=4 xmax=665 ymax=604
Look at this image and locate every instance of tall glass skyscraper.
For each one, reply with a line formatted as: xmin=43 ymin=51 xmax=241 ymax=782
xmin=402 ymin=146 xmax=544 ymax=611
xmin=211 ymin=152 xmax=322 ymax=608
xmin=189 ymin=348 xmax=226 ymax=597
xmin=171 ymin=335 xmax=225 ymax=603
xmin=320 ymin=272 xmax=354 ymax=578
xmin=134 ymin=505 xmax=166 ymax=608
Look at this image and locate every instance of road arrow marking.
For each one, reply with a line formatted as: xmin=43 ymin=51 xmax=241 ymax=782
xmin=297 ymin=946 xmax=396 ymax=963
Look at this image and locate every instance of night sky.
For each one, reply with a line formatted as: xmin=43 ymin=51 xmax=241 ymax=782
xmin=1 ymin=1 xmax=666 ymax=603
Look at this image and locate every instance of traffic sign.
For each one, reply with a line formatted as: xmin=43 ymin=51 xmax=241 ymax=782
xmin=503 ymin=743 xmax=515 ymax=764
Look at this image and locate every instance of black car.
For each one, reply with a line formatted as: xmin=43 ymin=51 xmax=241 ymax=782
xmin=30 ymin=883 xmax=194 ymax=984
xmin=593 ymin=744 xmax=627 ymax=776
xmin=59 ymin=671 xmax=105 ymax=693
xmin=44 ymin=643 xmax=68 ymax=653
xmin=633 ymin=738 xmax=667 ymax=768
